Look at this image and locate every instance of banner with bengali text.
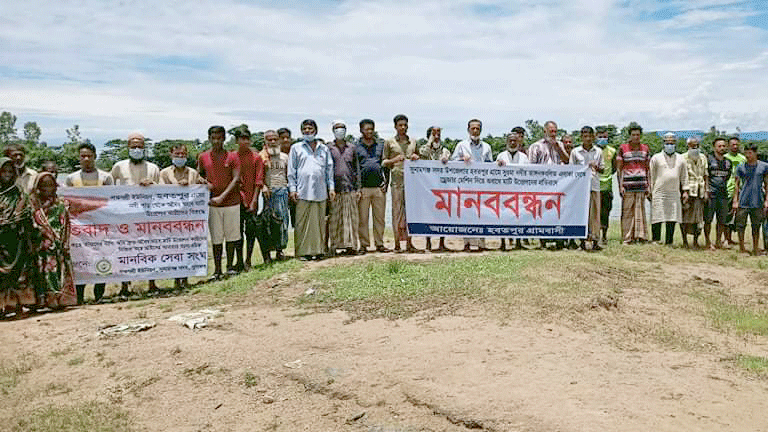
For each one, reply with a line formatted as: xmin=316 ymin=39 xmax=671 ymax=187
xmin=59 ymin=185 xmax=210 ymax=284
xmin=404 ymin=161 xmax=590 ymax=238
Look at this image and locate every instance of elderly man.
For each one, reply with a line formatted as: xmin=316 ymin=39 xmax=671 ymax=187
xmin=260 ymin=130 xmax=290 ymax=262
xmin=451 ymin=119 xmax=493 ymax=252
xmin=111 ymin=132 xmax=161 ymax=296
xmin=616 ymin=124 xmax=651 ymax=244
xmin=66 ymin=142 xmax=114 ymax=304
xmin=595 ymin=126 xmax=616 ymax=243
xmin=704 ymin=137 xmax=732 ymax=250
xmin=681 ymin=137 xmax=709 ymax=248
xmin=328 ymin=120 xmax=360 ymax=256
xmin=528 ymin=120 xmax=570 ymax=249
xmin=570 ymin=126 xmax=604 ymax=251
xmin=288 ymin=119 xmax=335 ymax=261
xmin=383 ymin=114 xmax=421 ymax=253
xmin=3 ymin=143 xmax=37 ymax=193
xmin=649 ymin=132 xmax=688 ymax=245
xmin=496 ymin=126 xmax=529 ymax=251
xmin=419 ymin=126 xmax=451 ymax=252
xmin=198 ymin=126 xmax=241 ymax=280
xmin=356 ymin=119 xmax=389 ymax=254
xmin=733 ymin=142 xmax=768 ymax=255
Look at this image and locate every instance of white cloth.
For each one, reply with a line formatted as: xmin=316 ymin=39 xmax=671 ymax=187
xmin=450 ymin=139 xmax=493 ymax=163
xmin=569 ymin=145 xmax=604 ymax=192
xmin=496 ymin=150 xmax=529 ymax=165
xmin=110 ymin=159 xmax=160 ymax=185
xmin=649 ymin=152 xmax=689 ymax=223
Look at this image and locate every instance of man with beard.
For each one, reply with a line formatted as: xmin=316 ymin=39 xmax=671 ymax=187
xmin=496 ymin=126 xmax=529 ymax=251
xmin=451 ymin=119 xmax=493 ymax=252
xmin=419 ymin=126 xmax=451 ymax=252
xmin=111 ymin=132 xmax=161 ymax=296
xmin=528 ymin=120 xmax=569 ymax=249
xmin=648 ymin=132 xmax=687 ymax=245
xmin=383 ymin=114 xmax=421 ymax=253
xmin=3 ymin=143 xmax=37 ymax=194
xmin=260 ymin=130 xmax=290 ymax=262
xmin=681 ymin=137 xmax=708 ymax=249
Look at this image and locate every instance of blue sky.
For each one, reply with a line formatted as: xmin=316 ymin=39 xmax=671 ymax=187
xmin=1 ymin=0 xmax=767 ymax=146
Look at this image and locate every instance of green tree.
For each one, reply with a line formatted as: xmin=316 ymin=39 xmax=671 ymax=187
xmin=0 ymin=111 xmax=18 ymax=147
xmin=524 ymin=119 xmax=545 ymax=146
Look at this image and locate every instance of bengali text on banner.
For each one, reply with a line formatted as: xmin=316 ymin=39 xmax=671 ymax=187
xmin=404 ymin=161 xmax=591 ymax=238
xmin=59 ymin=185 xmax=210 ymax=284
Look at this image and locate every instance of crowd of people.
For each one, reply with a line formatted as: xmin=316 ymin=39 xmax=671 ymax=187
xmin=1 ymin=116 xmax=766 ymax=317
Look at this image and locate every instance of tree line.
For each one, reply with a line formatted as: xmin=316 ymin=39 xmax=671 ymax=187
xmin=1 ymin=111 xmax=765 ymax=174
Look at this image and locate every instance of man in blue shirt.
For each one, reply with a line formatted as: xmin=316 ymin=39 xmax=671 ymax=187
xmin=356 ymin=119 xmax=390 ymax=254
xmin=288 ymin=119 xmax=335 ymax=260
xmin=732 ymin=142 xmax=768 ymax=255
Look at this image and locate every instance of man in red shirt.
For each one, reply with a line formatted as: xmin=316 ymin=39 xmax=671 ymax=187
xmin=232 ymin=125 xmax=264 ymax=271
xmin=198 ymin=126 xmax=241 ymax=280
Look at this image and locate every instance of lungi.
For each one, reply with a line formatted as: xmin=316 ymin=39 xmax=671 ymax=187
xmin=682 ymin=197 xmax=705 ymax=225
xmin=269 ymin=187 xmax=290 ymax=250
xmin=295 ymin=200 xmax=326 ymax=257
xmin=391 ymin=186 xmax=408 ymax=242
xmin=330 ymin=191 xmax=359 ymax=250
xmin=621 ymin=191 xmax=647 ymax=242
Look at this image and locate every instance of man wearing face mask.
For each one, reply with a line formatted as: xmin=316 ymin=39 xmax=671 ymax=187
xmin=681 ymin=137 xmax=709 ymax=249
xmin=260 ymin=130 xmax=290 ymax=262
xmin=288 ymin=119 xmax=335 ymax=261
xmin=328 ymin=120 xmax=360 ymax=256
xmin=648 ymin=132 xmax=688 ymax=245
xmin=3 ymin=143 xmax=37 ymax=194
xmin=111 ymin=132 xmax=161 ymax=296
xmin=496 ymin=126 xmax=529 ymax=251
xmin=419 ymin=126 xmax=451 ymax=252
xmin=451 ymin=119 xmax=493 ymax=252
xmin=383 ymin=114 xmax=421 ymax=253
xmin=595 ymin=126 xmax=616 ymax=244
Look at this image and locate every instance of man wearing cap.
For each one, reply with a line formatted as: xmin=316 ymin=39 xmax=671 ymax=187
xmin=328 ymin=120 xmax=360 ymax=256
xmin=383 ymin=114 xmax=421 ymax=253
xmin=198 ymin=126 xmax=241 ymax=280
xmin=681 ymin=137 xmax=708 ymax=249
xmin=231 ymin=125 xmax=264 ymax=271
xmin=496 ymin=126 xmax=529 ymax=251
xmin=288 ymin=119 xmax=335 ymax=260
xmin=648 ymin=132 xmax=687 ymax=245
xmin=111 ymin=132 xmax=161 ymax=296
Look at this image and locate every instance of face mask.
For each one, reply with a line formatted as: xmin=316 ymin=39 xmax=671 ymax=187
xmin=596 ymin=138 xmax=608 ymax=148
xmin=664 ymin=143 xmax=676 ymax=155
xmin=268 ymin=146 xmax=281 ymax=156
xmin=688 ymin=148 xmax=699 ymax=159
xmin=303 ymin=133 xmax=316 ymax=142
xmin=333 ymin=128 xmax=346 ymax=140
xmin=172 ymin=157 xmax=187 ymax=168
xmin=431 ymin=139 xmax=441 ymax=149
xmin=129 ymin=148 xmax=145 ymax=161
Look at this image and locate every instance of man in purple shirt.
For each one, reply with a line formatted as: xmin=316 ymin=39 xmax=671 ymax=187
xmin=328 ymin=120 xmax=360 ymax=256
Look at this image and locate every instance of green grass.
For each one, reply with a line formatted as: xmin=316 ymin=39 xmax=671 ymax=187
xmin=193 ymin=259 xmax=303 ymax=295
xmin=67 ymin=357 xmax=84 ymax=367
xmin=1 ymin=353 xmax=39 ymax=395
xmin=690 ymin=291 xmax=768 ymax=336
xmin=10 ymin=401 xmax=134 ymax=432
xmin=734 ymin=355 xmax=768 ymax=376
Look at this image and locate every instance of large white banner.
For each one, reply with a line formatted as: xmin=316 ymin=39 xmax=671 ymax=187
xmin=59 ymin=185 xmax=209 ymax=284
xmin=404 ymin=161 xmax=591 ymax=238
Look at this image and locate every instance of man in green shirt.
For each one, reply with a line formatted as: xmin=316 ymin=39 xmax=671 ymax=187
xmin=596 ymin=126 xmax=616 ymax=244
xmin=724 ymin=136 xmax=747 ymax=246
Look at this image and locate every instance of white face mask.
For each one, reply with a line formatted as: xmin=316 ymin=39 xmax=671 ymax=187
xmin=303 ymin=133 xmax=316 ymax=142
xmin=688 ymin=148 xmax=699 ymax=159
xmin=664 ymin=143 xmax=676 ymax=155
xmin=172 ymin=157 xmax=187 ymax=168
xmin=333 ymin=128 xmax=346 ymax=140
xmin=129 ymin=148 xmax=145 ymax=161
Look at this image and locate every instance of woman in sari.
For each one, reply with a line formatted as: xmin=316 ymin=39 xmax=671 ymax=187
xmin=30 ymin=171 xmax=77 ymax=308
xmin=0 ymin=157 xmax=36 ymax=315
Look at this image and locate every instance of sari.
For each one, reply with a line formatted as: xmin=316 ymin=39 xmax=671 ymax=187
xmin=30 ymin=172 xmax=77 ymax=308
xmin=0 ymin=157 xmax=36 ymax=312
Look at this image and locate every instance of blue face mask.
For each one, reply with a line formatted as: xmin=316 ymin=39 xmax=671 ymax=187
xmin=303 ymin=133 xmax=316 ymax=142
xmin=129 ymin=148 xmax=145 ymax=161
xmin=596 ymin=138 xmax=608 ymax=147
xmin=172 ymin=157 xmax=187 ymax=168
xmin=664 ymin=143 xmax=676 ymax=155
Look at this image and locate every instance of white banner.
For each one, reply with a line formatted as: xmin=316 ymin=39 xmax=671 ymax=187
xmin=59 ymin=185 xmax=209 ymax=284
xmin=404 ymin=161 xmax=591 ymax=238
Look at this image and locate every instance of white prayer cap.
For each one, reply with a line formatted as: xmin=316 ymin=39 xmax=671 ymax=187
xmin=331 ymin=119 xmax=346 ymax=129
xmin=663 ymin=132 xmax=676 ymax=139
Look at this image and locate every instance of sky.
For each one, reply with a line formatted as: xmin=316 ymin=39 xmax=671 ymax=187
xmin=1 ymin=0 xmax=767 ymax=146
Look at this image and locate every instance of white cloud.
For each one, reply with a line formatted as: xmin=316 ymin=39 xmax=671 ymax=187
xmin=0 ymin=0 xmax=766 ymax=147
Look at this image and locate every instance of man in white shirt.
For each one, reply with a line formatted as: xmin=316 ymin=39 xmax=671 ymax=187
xmin=570 ymin=126 xmax=605 ymax=251
xmin=496 ymin=126 xmax=529 ymax=251
xmin=451 ymin=119 xmax=493 ymax=252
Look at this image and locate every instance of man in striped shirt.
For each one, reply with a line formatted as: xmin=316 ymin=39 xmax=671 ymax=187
xmin=616 ymin=124 xmax=651 ymax=244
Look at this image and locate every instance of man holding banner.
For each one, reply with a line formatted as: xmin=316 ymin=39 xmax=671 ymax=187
xmin=451 ymin=119 xmax=493 ymax=252
xmin=383 ymin=114 xmax=421 ymax=253
xmin=528 ymin=120 xmax=569 ymax=249
xmin=570 ymin=126 xmax=604 ymax=251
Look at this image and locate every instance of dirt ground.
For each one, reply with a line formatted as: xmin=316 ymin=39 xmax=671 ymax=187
xmin=2 ymin=239 xmax=768 ymax=432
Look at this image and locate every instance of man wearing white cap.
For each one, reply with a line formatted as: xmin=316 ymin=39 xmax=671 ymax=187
xmin=649 ymin=132 xmax=688 ymax=245
xmin=110 ymin=132 xmax=161 ymax=296
xmin=328 ymin=120 xmax=360 ymax=256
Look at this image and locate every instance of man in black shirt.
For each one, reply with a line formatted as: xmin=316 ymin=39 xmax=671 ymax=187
xmin=704 ymin=137 xmax=732 ymax=250
xmin=355 ymin=119 xmax=390 ymax=254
